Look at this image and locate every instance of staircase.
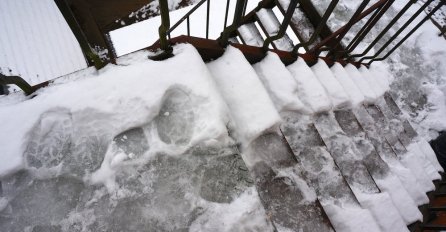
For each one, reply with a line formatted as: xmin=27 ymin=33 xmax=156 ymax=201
xmin=2 ymin=0 xmax=446 ymax=231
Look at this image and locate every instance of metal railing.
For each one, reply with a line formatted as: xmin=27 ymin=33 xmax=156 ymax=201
xmin=154 ymin=0 xmax=446 ymax=66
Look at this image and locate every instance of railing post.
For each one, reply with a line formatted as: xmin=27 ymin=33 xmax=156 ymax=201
xmin=54 ymin=0 xmax=105 ymax=69
xmin=158 ymin=0 xmax=172 ymax=52
xmin=0 ymin=74 xmax=35 ymax=95
xmin=218 ymin=0 xmax=248 ymax=46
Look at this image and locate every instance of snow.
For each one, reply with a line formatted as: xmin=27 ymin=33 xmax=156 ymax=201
xmin=311 ymin=59 xmax=351 ymax=109
xmin=252 ymin=52 xmax=307 ymax=113
xmin=0 ymin=44 xmax=229 ymax=177
xmin=345 ymin=64 xmax=379 ymax=104
xmin=322 ymin=203 xmax=381 ymax=232
xmin=207 ymin=46 xmax=281 ymax=146
xmin=359 ymin=65 xmax=387 ymax=97
xmin=189 ymin=187 xmax=274 ymax=232
xmin=331 ymin=62 xmax=365 ymax=107
xmin=373 ymin=173 xmax=422 ymax=224
xmin=356 ymin=192 xmax=409 ymax=232
xmin=287 ymin=57 xmax=333 ymax=113
xmin=417 ymin=139 xmax=444 ymax=172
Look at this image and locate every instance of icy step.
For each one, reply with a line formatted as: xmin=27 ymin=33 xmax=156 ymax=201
xmin=334 ymin=109 xmax=423 ymax=224
xmin=374 ymin=96 xmax=441 ymax=180
xmin=314 ymin=112 xmax=410 ymax=231
xmin=249 ymin=132 xmax=334 ymax=232
xmin=352 ymin=106 xmax=430 ymax=206
xmin=280 ymin=113 xmax=382 ymax=232
xmin=256 ymin=8 xmax=294 ymax=51
xmin=382 ymin=93 xmax=442 ymax=172
xmin=365 ymin=104 xmax=436 ymax=192
xmin=237 ymin=23 xmax=265 ymax=47
xmin=277 ymin=0 xmax=320 ymax=49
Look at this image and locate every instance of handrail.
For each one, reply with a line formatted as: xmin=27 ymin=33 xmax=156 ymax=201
xmin=262 ymin=0 xmax=298 ymax=51
xmin=0 ymin=74 xmax=35 ymax=95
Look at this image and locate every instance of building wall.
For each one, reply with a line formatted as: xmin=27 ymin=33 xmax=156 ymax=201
xmin=0 ymin=0 xmax=87 ymax=86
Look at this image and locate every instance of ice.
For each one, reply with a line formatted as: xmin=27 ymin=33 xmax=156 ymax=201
xmin=280 ymin=112 xmax=381 ymax=232
xmin=0 ymin=175 xmax=84 ymax=232
xmin=334 ymin=109 xmax=422 ymax=224
xmin=155 ymin=87 xmax=196 ymax=145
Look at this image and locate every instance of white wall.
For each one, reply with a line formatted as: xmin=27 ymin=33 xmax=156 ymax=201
xmin=0 ymin=0 xmax=87 ymax=85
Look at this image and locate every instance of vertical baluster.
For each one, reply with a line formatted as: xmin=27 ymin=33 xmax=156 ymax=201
xmin=187 ymin=16 xmax=190 ymax=36
xmin=368 ymin=0 xmax=444 ymax=64
xmin=206 ymin=0 xmax=210 ymax=39
xmin=224 ymin=0 xmax=231 ymax=30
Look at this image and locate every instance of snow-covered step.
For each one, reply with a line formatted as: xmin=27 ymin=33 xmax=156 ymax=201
xmin=353 ymin=106 xmax=430 ymax=206
xmin=314 ymin=112 xmax=410 ymax=231
xmin=207 ymin=46 xmax=334 ymax=231
xmin=331 ymin=62 xmax=365 ymax=107
xmin=256 ymin=8 xmax=294 ymax=51
xmin=311 ymin=59 xmax=351 ymax=109
xmin=287 ymin=57 xmax=332 ymax=113
xmin=344 ymin=64 xmax=380 ymax=104
xmin=237 ymin=23 xmax=265 ymax=47
xmin=334 ymin=109 xmax=423 ymax=224
xmin=252 ymin=52 xmax=308 ymax=113
xmin=281 ymin=113 xmax=381 ymax=232
xmin=365 ymin=104 xmax=436 ymax=192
